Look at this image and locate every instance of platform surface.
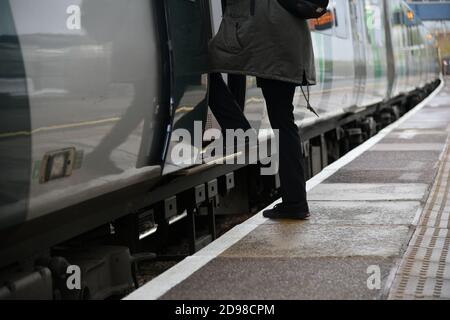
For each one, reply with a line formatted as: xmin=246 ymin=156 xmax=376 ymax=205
xmin=126 ymin=80 xmax=450 ymax=300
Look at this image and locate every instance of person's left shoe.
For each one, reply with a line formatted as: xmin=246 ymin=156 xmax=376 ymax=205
xmin=263 ymin=203 xmax=310 ymax=220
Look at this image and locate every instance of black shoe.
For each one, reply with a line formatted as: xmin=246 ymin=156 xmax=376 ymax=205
xmin=263 ymin=203 xmax=310 ymax=220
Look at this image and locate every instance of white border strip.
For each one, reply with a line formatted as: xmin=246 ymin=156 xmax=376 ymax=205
xmin=124 ymin=80 xmax=445 ymax=300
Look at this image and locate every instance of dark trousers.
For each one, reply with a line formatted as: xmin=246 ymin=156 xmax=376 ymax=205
xmin=208 ymin=73 xmax=309 ymax=212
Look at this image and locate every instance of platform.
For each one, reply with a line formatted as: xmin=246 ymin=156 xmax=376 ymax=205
xmin=126 ymin=79 xmax=450 ymax=300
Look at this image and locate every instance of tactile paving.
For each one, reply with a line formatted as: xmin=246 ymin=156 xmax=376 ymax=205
xmin=390 ymin=143 xmax=450 ymax=299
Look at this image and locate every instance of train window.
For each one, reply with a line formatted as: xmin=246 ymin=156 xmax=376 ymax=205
xmin=333 ymin=0 xmax=349 ymax=39
xmin=392 ymin=10 xmax=403 ymax=26
xmin=364 ymin=0 xmax=384 ymax=47
xmin=391 ymin=0 xmax=403 ymax=26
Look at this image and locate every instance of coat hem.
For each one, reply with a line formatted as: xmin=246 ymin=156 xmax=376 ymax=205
xmin=209 ymin=69 xmax=317 ymax=87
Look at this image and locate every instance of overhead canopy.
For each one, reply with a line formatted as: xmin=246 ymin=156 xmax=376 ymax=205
xmin=409 ymin=2 xmax=450 ymax=21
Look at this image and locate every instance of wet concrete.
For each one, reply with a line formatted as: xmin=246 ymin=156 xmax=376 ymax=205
xmin=340 ymin=151 xmax=441 ymax=171
xmin=325 ymin=139 xmax=442 ymax=185
xmin=162 ymin=257 xmax=396 ymax=300
xmin=132 ymin=81 xmax=450 ymax=300
xmin=246 ymin=201 xmax=421 ymax=226
xmin=381 ymin=132 xmax=448 ymax=144
xmin=221 ymin=224 xmax=410 ymax=258
xmin=325 ymin=169 xmax=437 ymax=184
xmin=307 ymin=201 xmax=420 ymax=225
xmin=397 ymin=120 xmax=449 ymax=130
xmin=370 ymin=143 xmax=445 ymax=152
xmin=307 ymin=183 xmax=429 ymax=201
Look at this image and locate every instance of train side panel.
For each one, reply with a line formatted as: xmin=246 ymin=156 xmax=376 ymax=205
xmin=296 ymin=0 xmax=360 ymax=123
xmin=1 ymin=0 xmax=441 ymax=235
xmin=2 ymin=0 xmax=164 ymax=227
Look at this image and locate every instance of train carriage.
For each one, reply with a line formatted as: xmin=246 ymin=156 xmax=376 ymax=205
xmin=0 ymin=0 xmax=441 ymax=299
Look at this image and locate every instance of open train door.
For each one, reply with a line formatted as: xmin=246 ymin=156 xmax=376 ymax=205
xmin=160 ymin=0 xmax=212 ymax=175
xmin=349 ymin=0 xmax=367 ymax=106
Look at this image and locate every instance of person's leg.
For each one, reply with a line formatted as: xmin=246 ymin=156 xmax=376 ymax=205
xmin=208 ymin=73 xmax=252 ymax=133
xmin=259 ymin=78 xmax=309 ymax=214
xmin=228 ymin=74 xmax=247 ymax=111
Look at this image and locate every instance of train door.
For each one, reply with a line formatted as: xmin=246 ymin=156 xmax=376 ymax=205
xmin=363 ymin=0 xmax=389 ymax=103
xmin=383 ymin=0 xmax=396 ymax=99
xmin=402 ymin=3 xmax=415 ymax=92
xmin=7 ymin=0 xmax=166 ymax=222
xmin=0 ymin=0 xmax=31 ymax=229
xmin=349 ymin=0 xmax=367 ymax=107
xmin=161 ymin=0 xmax=212 ymax=174
xmin=386 ymin=0 xmax=407 ymax=96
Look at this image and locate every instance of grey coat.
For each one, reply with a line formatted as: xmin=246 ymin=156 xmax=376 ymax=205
xmin=209 ymin=0 xmax=316 ymax=86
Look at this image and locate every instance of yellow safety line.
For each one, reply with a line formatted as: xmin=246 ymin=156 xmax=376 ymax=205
xmin=175 ymin=106 xmax=194 ymax=114
xmin=0 ymin=117 xmax=120 ymax=139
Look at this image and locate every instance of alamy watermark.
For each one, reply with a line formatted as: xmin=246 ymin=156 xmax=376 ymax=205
xmin=66 ymin=265 xmax=81 ymax=290
xmin=367 ymin=265 xmax=381 ymax=290
xmin=168 ymin=121 xmax=280 ymax=176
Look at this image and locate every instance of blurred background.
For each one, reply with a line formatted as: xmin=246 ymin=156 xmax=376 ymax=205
xmin=408 ymin=0 xmax=450 ymax=73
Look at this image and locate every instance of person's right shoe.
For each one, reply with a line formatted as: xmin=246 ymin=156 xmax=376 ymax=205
xmin=263 ymin=203 xmax=310 ymax=220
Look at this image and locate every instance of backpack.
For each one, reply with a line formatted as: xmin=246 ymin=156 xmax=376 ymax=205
xmin=277 ymin=0 xmax=329 ymax=19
